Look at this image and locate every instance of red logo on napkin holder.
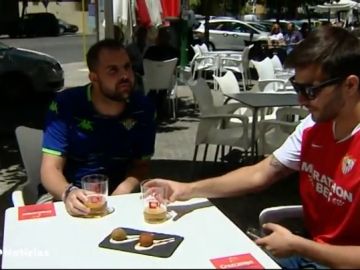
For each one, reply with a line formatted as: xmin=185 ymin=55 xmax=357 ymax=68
xmin=149 ymin=201 xmax=159 ymax=209
xmin=18 ymin=203 xmax=56 ymax=220
xmin=210 ymin=253 xmax=263 ymax=269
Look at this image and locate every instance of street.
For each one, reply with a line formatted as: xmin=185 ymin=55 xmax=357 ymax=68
xmin=0 ymin=34 xmax=96 ymax=64
xmin=0 ymin=35 xmax=92 ymax=134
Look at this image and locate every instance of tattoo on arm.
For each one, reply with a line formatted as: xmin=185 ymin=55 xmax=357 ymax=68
xmin=269 ymin=155 xmax=293 ymax=178
xmin=270 ymin=154 xmax=285 ymax=168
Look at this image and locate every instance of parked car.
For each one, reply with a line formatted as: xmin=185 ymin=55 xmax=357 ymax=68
xmin=58 ymin=19 xmax=79 ymax=35
xmin=3 ymin=12 xmax=60 ymax=38
xmin=0 ymin=41 xmax=64 ymax=99
xmin=21 ymin=12 xmax=60 ymax=37
xmin=193 ymin=19 xmax=269 ymax=50
xmin=0 ymin=41 xmax=64 ymax=130
xmin=247 ymin=21 xmax=272 ymax=32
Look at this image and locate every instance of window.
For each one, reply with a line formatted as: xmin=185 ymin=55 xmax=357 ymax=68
xmin=249 ymin=23 xmax=269 ymax=32
xmin=218 ymin=22 xmax=235 ymax=31
xmin=209 ymin=22 xmax=224 ymax=30
xmin=231 ymin=23 xmax=252 ymax=34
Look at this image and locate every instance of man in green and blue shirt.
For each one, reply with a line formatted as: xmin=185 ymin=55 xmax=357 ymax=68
xmin=41 ymin=39 xmax=156 ymax=216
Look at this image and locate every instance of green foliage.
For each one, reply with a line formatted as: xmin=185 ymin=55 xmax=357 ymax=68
xmin=242 ymin=4 xmax=254 ymax=15
xmin=190 ymin=0 xmax=201 ymax=8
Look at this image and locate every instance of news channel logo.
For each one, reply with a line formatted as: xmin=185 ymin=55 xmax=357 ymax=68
xmin=0 ymin=248 xmax=49 ymax=257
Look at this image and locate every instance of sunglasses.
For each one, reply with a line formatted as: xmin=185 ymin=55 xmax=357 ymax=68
xmin=289 ymin=75 xmax=343 ymax=100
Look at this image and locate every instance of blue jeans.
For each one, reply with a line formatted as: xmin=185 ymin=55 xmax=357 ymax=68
xmin=262 ymin=247 xmax=328 ymax=269
xmin=275 ymin=255 xmax=329 ymax=269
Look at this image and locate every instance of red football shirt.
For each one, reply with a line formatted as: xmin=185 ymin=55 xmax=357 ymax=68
xmin=300 ymin=121 xmax=360 ymax=245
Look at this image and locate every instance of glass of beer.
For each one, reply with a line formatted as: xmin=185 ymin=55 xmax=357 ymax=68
xmin=81 ymin=174 xmax=108 ymax=217
xmin=141 ymin=181 xmax=168 ymax=224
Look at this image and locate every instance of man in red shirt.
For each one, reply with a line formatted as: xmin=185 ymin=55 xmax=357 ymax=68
xmin=146 ymin=26 xmax=360 ymax=268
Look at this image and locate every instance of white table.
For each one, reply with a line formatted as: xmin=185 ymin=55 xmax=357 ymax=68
xmin=2 ymin=193 xmax=280 ymax=269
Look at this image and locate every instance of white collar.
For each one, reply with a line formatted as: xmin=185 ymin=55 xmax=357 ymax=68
xmin=332 ymin=121 xmax=360 ymax=143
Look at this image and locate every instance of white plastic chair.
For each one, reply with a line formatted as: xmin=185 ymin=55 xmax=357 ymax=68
xmin=241 ymin=44 xmax=254 ymax=88
xmin=213 ymin=70 xmax=253 ymax=121
xmin=257 ymin=107 xmax=309 ymax=156
xmin=12 ymin=126 xmax=43 ymax=206
xmin=213 ymin=70 xmax=242 ymax=99
xmin=189 ymin=47 xmax=218 ymax=81
xmin=270 ymin=54 xmax=283 ymax=72
xmin=270 ymin=54 xmax=294 ymax=81
xmin=191 ymin=44 xmax=201 ymax=56
xmin=142 ymin=58 xmax=178 ymax=119
xmin=250 ymin=57 xmax=296 ymax=121
xmin=259 ymin=205 xmax=304 ymax=235
xmin=188 ymin=78 xmax=251 ymax=161
xmin=199 ymin=43 xmax=209 ymax=54
xmin=250 ymin=57 xmax=290 ymax=93
xmin=219 ymin=44 xmax=253 ymax=91
xmin=213 ymin=70 xmax=278 ymax=125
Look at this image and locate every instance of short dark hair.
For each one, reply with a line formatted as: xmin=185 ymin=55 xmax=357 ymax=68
xmin=285 ymin=26 xmax=360 ymax=79
xmin=86 ymin=39 xmax=125 ymax=71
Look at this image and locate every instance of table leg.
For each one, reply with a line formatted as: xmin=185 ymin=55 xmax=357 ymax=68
xmin=251 ymin=108 xmax=258 ymax=161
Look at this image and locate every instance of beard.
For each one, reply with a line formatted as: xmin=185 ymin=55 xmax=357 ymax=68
xmin=98 ymin=79 xmax=133 ymax=102
xmin=311 ymin=90 xmax=344 ymax=123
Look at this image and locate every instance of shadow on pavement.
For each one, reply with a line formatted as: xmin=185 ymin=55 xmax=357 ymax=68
xmin=0 ymin=93 xmax=52 ymax=138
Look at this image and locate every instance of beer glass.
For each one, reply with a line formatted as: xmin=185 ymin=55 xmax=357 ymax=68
xmin=81 ymin=174 xmax=108 ymax=216
xmin=141 ymin=181 xmax=168 ymax=224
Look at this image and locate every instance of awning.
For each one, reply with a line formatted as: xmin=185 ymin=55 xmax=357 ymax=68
xmin=313 ymin=0 xmax=360 ymax=13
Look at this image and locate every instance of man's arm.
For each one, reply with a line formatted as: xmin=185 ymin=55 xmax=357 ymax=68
xmin=147 ymin=115 xmax=312 ymax=202
xmin=40 ymin=153 xmax=69 ymax=200
xmin=41 ymin=153 xmax=90 ymax=216
xmin=41 ymin=92 xmax=71 ymax=200
xmin=189 ymin=154 xmax=295 ymax=198
xmin=256 ymin=223 xmax=360 ymax=268
xmin=111 ymin=159 xmax=150 ymax=195
xmin=294 ymin=236 xmax=360 ymax=268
